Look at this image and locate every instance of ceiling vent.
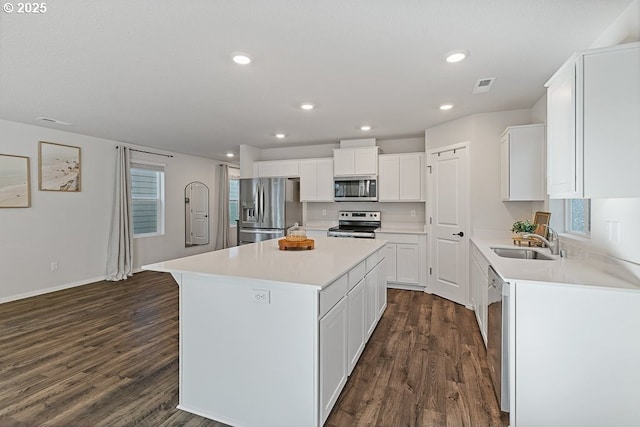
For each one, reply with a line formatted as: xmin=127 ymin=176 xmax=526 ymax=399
xmin=472 ymin=77 xmax=495 ymax=94
xmin=36 ymin=117 xmax=72 ymax=126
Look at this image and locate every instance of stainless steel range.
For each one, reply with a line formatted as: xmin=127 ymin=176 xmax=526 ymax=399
xmin=327 ymin=211 xmax=381 ymax=239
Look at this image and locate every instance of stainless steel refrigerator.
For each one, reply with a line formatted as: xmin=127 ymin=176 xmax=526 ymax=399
xmin=238 ymin=177 xmax=302 ymax=245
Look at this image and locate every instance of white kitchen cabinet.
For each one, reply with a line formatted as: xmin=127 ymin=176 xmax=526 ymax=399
xmin=364 ymin=264 xmax=378 ymax=340
xmin=500 ymin=125 xmax=545 ymax=201
xmin=319 ymin=296 xmax=348 ymax=424
xmin=582 ymin=43 xmax=640 ymax=198
xmin=546 ymin=58 xmax=579 ymax=198
xmin=378 ymin=153 xmax=425 ymax=202
xmin=376 ymin=258 xmax=387 ymax=319
xmin=546 ymin=42 xmax=640 ymax=198
xmin=470 ymin=242 xmax=489 ymax=345
xmin=346 ymin=278 xmax=366 ymax=375
xmin=512 ymin=280 xmax=640 ymax=427
xmin=382 ymin=243 xmax=397 ymax=283
xmin=375 ymin=232 xmax=427 ymax=289
xmin=333 ymin=147 xmax=378 ymax=176
xmin=396 ymin=244 xmax=420 ymax=283
xmin=319 ymin=247 xmax=386 ymax=424
xmin=254 ymin=160 xmax=300 ymax=178
xmin=299 ymin=158 xmax=334 ymax=202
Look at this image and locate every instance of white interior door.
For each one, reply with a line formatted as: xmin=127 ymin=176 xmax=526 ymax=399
xmin=428 ymin=145 xmax=469 ymax=306
xmin=189 ymin=182 xmax=209 ymax=245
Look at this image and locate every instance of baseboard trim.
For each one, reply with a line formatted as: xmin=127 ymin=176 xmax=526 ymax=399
xmin=387 ymin=283 xmax=426 ymax=292
xmin=0 ymin=275 xmax=107 ymax=304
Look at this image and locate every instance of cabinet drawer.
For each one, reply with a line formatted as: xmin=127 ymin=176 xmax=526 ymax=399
xmin=320 ymin=274 xmax=348 ymax=318
xmin=348 ymin=261 xmax=366 ymax=290
xmin=471 ymin=243 xmax=490 ymax=277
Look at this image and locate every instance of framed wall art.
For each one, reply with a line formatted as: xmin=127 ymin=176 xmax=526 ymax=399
xmin=0 ymin=154 xmax=31 ymax=208
xmin=39 ymin=141 xmax=81 ymax=191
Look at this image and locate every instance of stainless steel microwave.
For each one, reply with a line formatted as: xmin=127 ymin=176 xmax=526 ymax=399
xmin=334 ymin=176 xmax=377 ymax=201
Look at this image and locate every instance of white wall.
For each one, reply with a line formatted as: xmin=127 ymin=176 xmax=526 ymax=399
xmin=306 ymin=201 xmax=425 ymax=225
xmin=590 ymin=0 xmax=640 ymax=48
xmin=132 ymin=150 xmax=219 ymax=268
xmin=0 ymin=119 xmax=219 ymax=302
xmin=425 ymin=109 xmax=542 ymax=234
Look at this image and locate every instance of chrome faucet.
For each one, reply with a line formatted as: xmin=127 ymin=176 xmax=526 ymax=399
xmin=522 ymin=225 xmax=560 ymax=255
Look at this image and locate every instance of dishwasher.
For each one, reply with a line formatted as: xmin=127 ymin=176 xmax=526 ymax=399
xmin=487 ymin=265 xmax=509 ymax=412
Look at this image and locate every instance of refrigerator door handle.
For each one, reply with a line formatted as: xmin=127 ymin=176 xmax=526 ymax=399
xmin=259 ymin=183 xmax=265 ymax=224
xmin=254 ymin=183 xmax=260 ymax=223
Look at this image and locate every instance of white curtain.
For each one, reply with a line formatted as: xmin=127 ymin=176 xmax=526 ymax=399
xmin=106 ymin=146 xmax=134 ymax=281
xmin=215 ymin=164 xmax=230 ymax=249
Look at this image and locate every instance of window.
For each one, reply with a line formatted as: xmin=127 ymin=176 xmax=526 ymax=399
xmin=565 ymin=199 xmax=590 ymax=235
xmin=229 ymin=178 xmax=239 ymax=225
xmin=131 ymin=163 xmax=165 ymax=237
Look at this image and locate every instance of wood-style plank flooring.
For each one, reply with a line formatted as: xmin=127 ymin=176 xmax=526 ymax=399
xmin=0 ymin=271 xmax=507 ymax=427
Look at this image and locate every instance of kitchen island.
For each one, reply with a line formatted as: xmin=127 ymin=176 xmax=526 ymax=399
xmin=143 ymin=236 xmax=387 ymax=427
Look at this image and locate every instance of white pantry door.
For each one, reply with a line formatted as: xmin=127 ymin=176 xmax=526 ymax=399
xmin=428 ymin=145 xmax=469 ymax=306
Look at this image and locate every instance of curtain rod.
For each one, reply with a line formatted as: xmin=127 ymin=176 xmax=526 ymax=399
xmin=116 ymin=146 xmax=174 ymax=158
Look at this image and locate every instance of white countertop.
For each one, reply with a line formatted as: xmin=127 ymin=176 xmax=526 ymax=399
xmin=376 ymin=223 xmax=427 ymax=234
xmin=143 ymin=236 xmax=387 ymax=289
xmin=471 ymin=236 xmax=640 ymax=291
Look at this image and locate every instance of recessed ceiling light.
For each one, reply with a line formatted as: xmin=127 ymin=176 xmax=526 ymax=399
xmin=300 ymin=103 xmax=315 ymax=110
xmin=360 ymin=125 xmax=372 ymax=131
xmin=445 ymin=49 xmax=469 ymax=63
xmin=275 ymin=133 xmax=286 ymax=139
xmin=439 ymin=104 xmax=453 ymax=110
xmin=232 ymin=53 xmax=251 ymax=65
xmin=226 ymin=153 xmax=235 ymax=158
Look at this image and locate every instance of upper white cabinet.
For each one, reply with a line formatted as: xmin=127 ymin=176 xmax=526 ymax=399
xmin=378 ymin=153 xmax=425 ymax=202
xmin=500 ymin=124 xmax=545 ymax=201
xmin=254 ymin=160 xmax=300 ymax=178
xmin=333 ymin=147 xmax=378 ymax=176
xmin=299 ymin=158 xmax=333 ymax=202
xmin=546 ymin=42 xmax=640 ymax=198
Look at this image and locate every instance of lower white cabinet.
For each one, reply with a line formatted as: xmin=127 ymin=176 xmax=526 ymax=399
xmin=319 ymin=248 xmax=386 ymax=424
xmin=376 ymin=232 xmax=427 ymax=289
xmin=512 ymin=281 xmax=640 ymax=427
xmin=396 ymin=244 xmax=420 ymax=283
xmin=470 ymin=243 xmax=489 ymax=345
xmin=319 ymin=296 xmax=348 ymax=424
xmin=364 ymin=265 xmax=378 ymax=339
xmin=376 ymin=258 xmax=387 ymax=318
xmin=347 ymin=279 xmax=366 ymax=374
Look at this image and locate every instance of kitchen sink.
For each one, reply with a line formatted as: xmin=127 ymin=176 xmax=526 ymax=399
xmin=491 ymin=247 xmax=555 ymax=260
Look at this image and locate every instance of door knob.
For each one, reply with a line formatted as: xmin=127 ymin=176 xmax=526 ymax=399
xmin=452 ymin=231 xmax=464 ymax=237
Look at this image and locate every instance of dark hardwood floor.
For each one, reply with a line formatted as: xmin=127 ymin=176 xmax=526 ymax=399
xmin=0 ymin=271 xmax=507 ymax=427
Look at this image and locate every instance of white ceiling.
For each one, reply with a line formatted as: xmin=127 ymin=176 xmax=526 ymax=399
xmin=0 ymin=0 xmax=633 ymax=160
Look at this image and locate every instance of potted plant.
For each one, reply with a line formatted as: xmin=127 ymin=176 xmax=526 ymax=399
xmin=511 ymin=219 xmax=536 ymax=236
